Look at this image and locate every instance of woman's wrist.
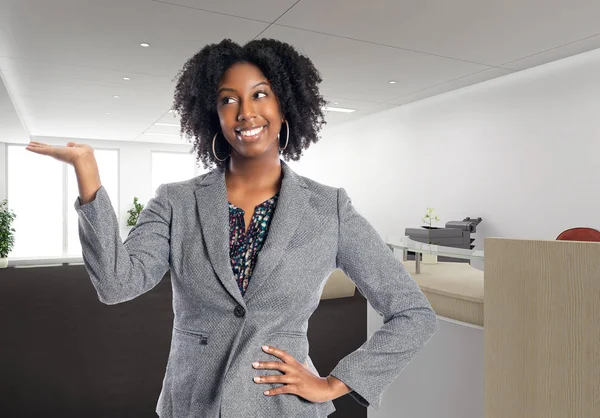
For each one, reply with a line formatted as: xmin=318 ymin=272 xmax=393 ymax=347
xmin=325 ymin=375 xmax=352 ymax=401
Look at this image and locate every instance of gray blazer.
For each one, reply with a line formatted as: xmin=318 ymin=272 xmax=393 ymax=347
xmin=74 ymin=159 xmax=437 ymax=418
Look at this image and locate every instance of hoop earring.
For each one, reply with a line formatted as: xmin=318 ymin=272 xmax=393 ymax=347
xmin=278 ymin=120 xmax=289 ymax=152
xmin=212 ymin=132 xmax=230 ymax=162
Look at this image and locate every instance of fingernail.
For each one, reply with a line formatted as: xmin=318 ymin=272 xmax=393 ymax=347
xmin=253 ymin=376 xmax=261 ymax=382
xmin=262 ymin=345 xmax=269 ymax=351
xmin=264 ymin=390 xmax=270 ymax=395
xmin=252 ymin=362 xmax=259 ymax=367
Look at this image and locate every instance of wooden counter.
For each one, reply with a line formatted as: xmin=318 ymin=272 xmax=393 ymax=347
xmin=484 ymin=238 xmax=600 ymax=418
xmin=402 ymin=260 xmax=484 ymax=326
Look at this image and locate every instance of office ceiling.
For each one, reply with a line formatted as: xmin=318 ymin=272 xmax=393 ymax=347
xmin=1 ymin=0 xmax=600 ymax=144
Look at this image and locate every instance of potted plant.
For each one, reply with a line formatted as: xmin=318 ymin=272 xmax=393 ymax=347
xmin=421 ymin=207 xmax=440 ymax=264
xmin=0 ymin=199 xmax=17 ymax=268
xmin=126 ymin=196 xmax=145 ymax=227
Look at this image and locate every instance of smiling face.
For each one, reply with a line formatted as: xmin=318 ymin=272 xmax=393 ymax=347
xmin=216 ymin=62 xmax=284 ymax=162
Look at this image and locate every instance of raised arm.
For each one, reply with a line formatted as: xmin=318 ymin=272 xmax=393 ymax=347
xmin=26 ymin=141 xmax=170 ymax=304
xmin=74 ymin=176 xmax=172 ymax=305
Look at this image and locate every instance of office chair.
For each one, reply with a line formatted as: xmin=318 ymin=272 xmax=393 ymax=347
xmin=556 ymin=227 xmax=600 ymax=242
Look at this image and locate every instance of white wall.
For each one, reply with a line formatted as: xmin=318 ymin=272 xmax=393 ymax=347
xmin=294 ymin=47 xmax=600 ymax=258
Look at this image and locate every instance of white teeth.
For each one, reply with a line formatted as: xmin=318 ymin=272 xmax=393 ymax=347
xmin=240 ymin=126 xmax=263 ymax=136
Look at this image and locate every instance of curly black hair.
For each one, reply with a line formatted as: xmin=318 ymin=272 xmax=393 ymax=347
xmin=171 ymin=38 xmax=328 ymax=171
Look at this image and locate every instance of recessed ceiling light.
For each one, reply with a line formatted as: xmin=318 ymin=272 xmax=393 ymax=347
xmin=140 ymin=43 xmax=150 ymax=47
xmin=154 ymin=122 xmax=179 ymax=127
xmin=168 ymin=110 xmax=175 ymax=113
xmin=389 ymin=80 xmax=397 ymax=84
xmin=323 ymin=106 xmax=356 ymax=113
xmin=105 ymin=112 xmax=111 ymax=115
xmin=333 ymin=101 xmax=339 ymax=105
xmin=123 ymin=77 xmax=130 ymax=81
xmin=113 ymin=95 xmax=120 ymax=99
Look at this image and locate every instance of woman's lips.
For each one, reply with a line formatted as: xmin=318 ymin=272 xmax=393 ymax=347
xmin=236 ymin=126 xmax=265 ymax=142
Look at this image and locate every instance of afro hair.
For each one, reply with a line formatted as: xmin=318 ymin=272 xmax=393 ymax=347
xmin=171 ymin=38 xmax=328 ymax=171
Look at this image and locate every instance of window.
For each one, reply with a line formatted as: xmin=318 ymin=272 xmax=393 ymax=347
xmin=6 ymin=144 xmax=118 ymax=258
xmin=7 ymin=145 xmax=63 ymax=258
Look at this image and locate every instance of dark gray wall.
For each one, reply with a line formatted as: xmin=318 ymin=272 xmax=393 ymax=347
xmin=0 ymin=266 xmax=367 ymax=418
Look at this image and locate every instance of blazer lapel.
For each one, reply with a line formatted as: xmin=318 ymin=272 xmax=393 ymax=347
xmin=195 ymin=168 xmax=245 ymax=308
xmin=194 ymin=159 xmax=310 ymax=307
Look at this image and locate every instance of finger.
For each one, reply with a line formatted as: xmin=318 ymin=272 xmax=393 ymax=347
xmin=254 ymin=374 xmax=297 ymax=384
xmin=253 ymin=361 xmax=292 ymax=372
xmin=262 ymin=345 xmax=298 ymax=364
xmin=264 ymin=385 xmax=293 ymax=396
xmin=26 ymin=143 xmax=50 ymax=154
xmin=25 ymin=144 xmax=42 ymax=152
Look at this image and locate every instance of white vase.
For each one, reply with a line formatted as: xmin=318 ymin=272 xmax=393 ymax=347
xmin=422 ymin=253 xmax=438 ymax=264
xmin=0 ymin=257 xmax=8 ymax=268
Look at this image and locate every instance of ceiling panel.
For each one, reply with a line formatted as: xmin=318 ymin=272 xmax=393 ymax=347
xmin=0 ymin=56 xmax=171 ymax=90
xmin=150 ymin=0 xmax=298 ymax=22
xmin=500 ymin=34 xmax=600 ymax=71
xmin=0 ymin=0 xmax=267 ymax=77
xmin=260 ymin=25 xmax=490 ymax=104
xmin=0 ymin=0 xmax=268 ymax=142
xmin=1 ymin=69 xmax=172 ymax=137
xmin=0 ymin=71 xmax=172 ymax=105
xmin=1 ymin=0 xmax=598 ymax=144
xmin=276 ymin=0 xmax=600 ymax=66
xmin=386 ymin=67 xmax=514 ymax=107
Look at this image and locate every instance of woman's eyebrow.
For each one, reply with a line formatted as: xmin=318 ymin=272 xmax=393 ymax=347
xmin=217 ymin=81 xmax=270 ymax=95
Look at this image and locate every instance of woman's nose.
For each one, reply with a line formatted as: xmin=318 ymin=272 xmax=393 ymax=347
xmin=237 ymin=99 xmax=257 ymax=121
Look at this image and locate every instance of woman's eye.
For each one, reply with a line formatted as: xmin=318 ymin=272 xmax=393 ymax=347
xmin=255 ymin=91 xmax=267 ymax=99
xmin=222 ymin=97 xmax=236 ymax=105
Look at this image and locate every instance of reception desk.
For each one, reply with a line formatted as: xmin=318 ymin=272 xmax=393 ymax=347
xmin=379 ymin=238 xmax=484 ymax=418
xmin=401 ymin=260 xmax=483 ymax=326
xmin=387 ymin=237 xmax=484 ymax=327
xmin=484 ymin=238 xmax=599 ymax=418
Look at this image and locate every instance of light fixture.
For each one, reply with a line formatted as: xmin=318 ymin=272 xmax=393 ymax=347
xmin=168 ymin=110 xmax=175 ymax=113
xmin=154 ymin=122 xmax=179 ymax=127
xmin=323 ymin=106 xmax=356 ymax=113
xmin=140 ymin=43 xmax=150 ymax=47
xmin=105 ymin=112 xmax=111 ymax=115
xmin=123 ymin=77 xmax=130 ymax=80
xmin=333 ymin=101 xmax=339 ymax=105
xmin=113 ymin=95 xmax=120 ymax=99
xmin=389 ymin=80 xmax=397 ymax=84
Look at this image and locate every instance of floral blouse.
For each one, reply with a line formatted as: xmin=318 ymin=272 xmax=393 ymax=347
xmin=229 ymin=192 xmax=280 ymax=296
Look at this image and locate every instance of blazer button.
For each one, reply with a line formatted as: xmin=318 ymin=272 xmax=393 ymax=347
xmin=234 ymin=305 xmax=246 ymax=318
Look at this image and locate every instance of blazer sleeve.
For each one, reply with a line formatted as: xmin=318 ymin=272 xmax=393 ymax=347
xmin=328 ymin=187 xmax=438 ymax=411
xmin=73 ymin=184 xmax=171 ymax=305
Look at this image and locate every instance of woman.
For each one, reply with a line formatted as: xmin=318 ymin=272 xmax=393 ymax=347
xmin=26 ymin=38 xmax=437 ymax=418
